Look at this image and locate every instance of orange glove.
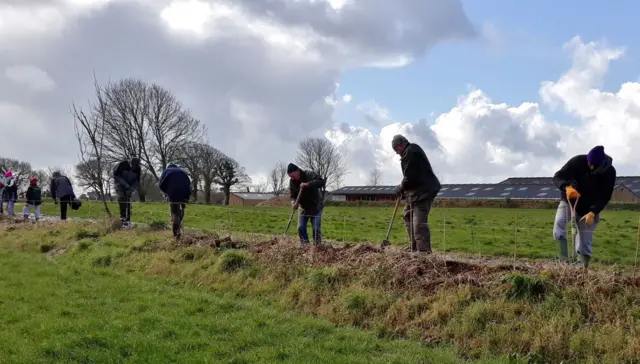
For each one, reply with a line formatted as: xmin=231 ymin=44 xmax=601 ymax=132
xmin=580 ymin=212 xmax=595 ymax=226
xmin=565 ymin=186 xmax=580 ymax=200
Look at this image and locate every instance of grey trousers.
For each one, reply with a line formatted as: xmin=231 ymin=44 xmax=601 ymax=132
xmin=403 ymin=198 xmax=434 ymax=252
xmin=553 ymin=200 xmax=599 ymax=257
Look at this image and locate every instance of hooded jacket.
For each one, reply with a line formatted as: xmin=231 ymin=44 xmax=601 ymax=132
xmin=159 ymin=165 xmax=192 ymax=202
xmin=552 ymin=154 xmax=617 ymax=216
xmin=50 ymin=174 xmax=75 ymax=200
xmin=25 ymin=184 xmax=42 ymax=206
xmin=113 ymin=161 xmax=141 ymax=193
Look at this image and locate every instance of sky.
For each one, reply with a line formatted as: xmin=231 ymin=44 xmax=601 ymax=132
xmin=1 ymin=0 xmax=639 ymax=189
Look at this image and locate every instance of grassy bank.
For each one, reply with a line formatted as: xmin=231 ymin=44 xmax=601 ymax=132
xmin=0 ymin=225 xmax=472 ymax=363
xmin=40 ymin=201 xmax=640 ymax=265
xmin=1 ymin=218 xmax=639 ymax=363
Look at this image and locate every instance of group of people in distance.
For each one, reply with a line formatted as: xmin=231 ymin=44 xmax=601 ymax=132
xmin=0 ymin=134 xmax=616 ymax=268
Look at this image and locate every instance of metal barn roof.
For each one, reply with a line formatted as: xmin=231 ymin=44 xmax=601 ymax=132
xmin=500 ymin=176 xmax=640 ymax=189
xmin=232 ymin=192 xmax=276 ymax=200
xmin=333 ymin=184 xmax=562 ymax=199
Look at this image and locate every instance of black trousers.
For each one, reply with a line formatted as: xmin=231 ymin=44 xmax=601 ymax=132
xmin=117 ymin=190 xmax=132 ymax=222
xmin=59 ymin=195 xmax=74 ymax=220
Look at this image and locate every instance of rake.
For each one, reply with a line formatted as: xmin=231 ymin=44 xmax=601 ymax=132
xmin=284 ymin=188 xmax=304 ymax=235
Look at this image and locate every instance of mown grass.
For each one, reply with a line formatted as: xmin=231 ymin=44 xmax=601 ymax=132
xmin=1 ymin=220 xmax=638 ymax=363
xmin=41 ymin=201 xmax=640 ymax=265
xmin=0 ymin=230 xmax=473 ymax=363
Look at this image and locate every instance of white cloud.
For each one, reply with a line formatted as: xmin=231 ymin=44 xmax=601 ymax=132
xmin=4 ymin=65 xmax=56 ymax=92
xmin=2 ymin=1 xmax=637 ymax=191
xmin=329 ymin=36 xmax=640 ymax=185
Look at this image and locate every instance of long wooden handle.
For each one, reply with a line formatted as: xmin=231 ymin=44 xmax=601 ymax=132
xmin=385 ymin=197 xmax=402 ymax=240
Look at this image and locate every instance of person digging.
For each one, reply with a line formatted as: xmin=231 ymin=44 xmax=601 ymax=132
xmin=159 ymin=163 xmax=192 ymax=241
xmin=391 ymin=134 xmax=441 ymax=253
xmin=287 ymin=163 xmax=326 ymax=246
xmin=552 ymin=145 xmax=616 ymax=268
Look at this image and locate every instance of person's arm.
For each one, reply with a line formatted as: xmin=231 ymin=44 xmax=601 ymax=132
xmin=590 ymin=168 xmax=617 ymax=215
xmin=49 ymin=179 xmax=56 ymax=200
xmin=158 ymin=169 xmax=169 ymax=193
xmin=305 ymin=171 xmax=325 ymax=189
xmin=553 ymin=156 xmax=580 ymax=191
xmin=289 ymin=179 xmax=297 ymax=200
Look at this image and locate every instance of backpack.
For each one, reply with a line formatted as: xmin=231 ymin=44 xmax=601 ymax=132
xmin=71 ymin=198 xmax=82 ymax=210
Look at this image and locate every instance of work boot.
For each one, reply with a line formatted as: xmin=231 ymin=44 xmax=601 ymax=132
xmin=578 ymin=254 xmax=591 ymax=269
xmin=557 ymin=238 xmax=569 ymax=262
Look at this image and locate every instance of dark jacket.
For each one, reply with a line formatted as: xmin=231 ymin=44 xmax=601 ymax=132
xmin=50 ymin=175 xmax=75 ymax=200
xmin=552 ymin=154 xmax=616 ymax=216
xmin=25 ymin=185 xmax=42 ymax=206
xmin=159 ymin=165 xmax=192 ymax=202
xmin=113 ymin=161 xmax=141 ymax=193
xmin=289 ymin=170 xmax=325 ymax=215
xmin=400 ymin=143 xmax=441 ymax=203
xmin=4 ymin=178 xmax=17 ymax=200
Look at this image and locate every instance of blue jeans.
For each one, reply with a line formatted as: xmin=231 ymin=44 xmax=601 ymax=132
xmin=298 ymin=208 xmax=323 ymax=244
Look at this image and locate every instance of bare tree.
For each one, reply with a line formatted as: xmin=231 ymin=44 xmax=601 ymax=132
xmin=199 ymin=144 xmax=226 ymax=204
xmin=295 ymin=137 xmax=347 ymax=194
xmin=249 ymin=179 xmax=270 ymax=193
xmin=0 ymin=157 xmax=32 ymax=191
xmin=176 ymin=142 xmax=207 ymax=201
xmin=213 ymin=156 xmax=251 ymax=205
xmin=71 ymin=77 xmax=112 ymax=216
xmin=98 ymin=77 xmax=204 ymax=188
xmin=268 ymin=161 xmax=288 ymax=196
xmin=367 ymin=167 xmax=382 ymax=186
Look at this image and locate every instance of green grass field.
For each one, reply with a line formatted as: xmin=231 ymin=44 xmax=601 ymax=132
xmin=0 ymin=223 xmax=501 ymax=364
xmin=41 ymin=202 xmax=640 ymax=265
xmin=1 ymin=219 xmax=638 ymax=363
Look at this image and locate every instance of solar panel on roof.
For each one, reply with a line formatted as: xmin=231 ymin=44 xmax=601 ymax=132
xmin=518 ymin=187 xmax=528 ymax=191
xmin=453 ymin=187 xmax=461 ymax=191
xmin=484 ymin=187 xmax=493 ymax=190
xmin=540 ymin=187 xmax=550 ymax=191
xmin=537 ymin=192 xmax=547 ymax=197
xmin=501 ymin=192 xmax=510 ymax=196
xmin=504 ymin=187 xmax=513 ymax=191
xmin=466 ymin=192 xmax=475 ymax=196
xmin=441 ymin=187 xmax=448 ymax=191
xmin=471 ymin=187 xmax=479 ymax=191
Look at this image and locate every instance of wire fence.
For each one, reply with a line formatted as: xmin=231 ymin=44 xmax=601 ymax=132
xmin=4 ymin=197 xmax=640 ymax=269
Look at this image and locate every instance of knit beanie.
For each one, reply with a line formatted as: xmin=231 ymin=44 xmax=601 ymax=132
xmin=587 ymin=145 xmax=605 ymax=165
xmin=287 ymin=163 xmax=299 ymax=174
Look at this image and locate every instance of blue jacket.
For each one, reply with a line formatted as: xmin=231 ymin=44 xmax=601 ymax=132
xmin=159 ymin=165 xmax=191 ymax=202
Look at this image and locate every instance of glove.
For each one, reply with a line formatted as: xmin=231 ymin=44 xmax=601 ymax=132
xmin=292 ymin=202 xmax=299 ymax=211
xmin=394 ymin=184 xmax=404 ymax=197
xmin=565 ymin=186 xmax=580 ymax=200
xmin=580 ymin=212 xmax=596 ymax=226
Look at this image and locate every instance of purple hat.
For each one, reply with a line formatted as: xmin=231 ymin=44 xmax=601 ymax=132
xmin=587 ymin=145 xmax=605 ymax=165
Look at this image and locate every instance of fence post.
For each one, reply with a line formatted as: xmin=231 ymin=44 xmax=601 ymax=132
xmin=442 ymin=211 xmax=447 ymax=254
xmin=227 ymin=205 xmax=232 ymax=232
xmin=513 ymin=211 xmax=518 ymax=269
xmin=634 ymin=217 xmax=640 ymax=283
xmin=342 ymin=216 xmax=346 ymax=243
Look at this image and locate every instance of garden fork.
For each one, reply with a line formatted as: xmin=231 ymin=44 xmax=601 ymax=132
xmin=568 ymin=196 xmax=580 ymax=263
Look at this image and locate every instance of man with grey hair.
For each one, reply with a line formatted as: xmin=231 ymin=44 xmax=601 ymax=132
xmin=391 ymin=134 xmax=441 ymax=253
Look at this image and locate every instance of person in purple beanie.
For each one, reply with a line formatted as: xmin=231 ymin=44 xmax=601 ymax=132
xmin=552 ymin=145 xmax=617 ymax=268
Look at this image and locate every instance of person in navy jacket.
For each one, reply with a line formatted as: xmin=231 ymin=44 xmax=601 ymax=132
xmin=159 ymin=164 xmax=192 ymax=240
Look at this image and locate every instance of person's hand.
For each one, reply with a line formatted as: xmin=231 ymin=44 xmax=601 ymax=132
xmin=394 ymin=184 xmax=403 ymax=197
xmin=300 ymin=183 xmax=309 ymax=189
xmin=292 ymin=202 xmax=299 ymax=211
xmin=565 ymin=186 xmax=580 ymax=200
xmin=580 ymin=212 xmax=596 ymax=226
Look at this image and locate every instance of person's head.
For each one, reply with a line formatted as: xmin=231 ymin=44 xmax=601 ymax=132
xmin=287 ymin=163 xmax=301 ymax=181
xmin=4 ymin=170 xmax=13 ymax=178
xmin=30 ymin=177 xmax=37 ymax=185
xmin=587 ymin=145 xmax=605 ymax=171
xmin=52 ymin=171 xmax=61 ymax=178
xmin=391 ymin=134 xmax=409 ymax=155
xmin=167 ymin=163 xmax=177 ymax=169
xmin=130 ymin=157 xmax=140 ymax=169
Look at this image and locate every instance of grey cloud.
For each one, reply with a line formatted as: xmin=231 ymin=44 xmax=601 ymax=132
xmin=0 ymin=0 xmax=478 ymax=180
